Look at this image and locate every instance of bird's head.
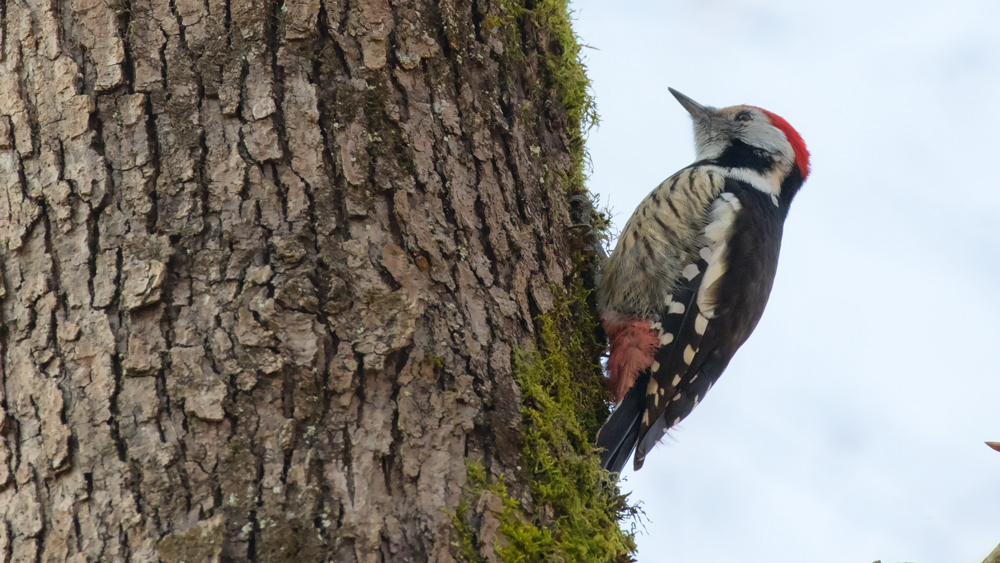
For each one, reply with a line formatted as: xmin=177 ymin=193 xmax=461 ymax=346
xmin=669 ymin=88 xmax=810 ymax=188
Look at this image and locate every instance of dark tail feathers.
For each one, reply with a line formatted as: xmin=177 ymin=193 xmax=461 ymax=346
xmin=596 ymin=371 xmax=648 ymax=475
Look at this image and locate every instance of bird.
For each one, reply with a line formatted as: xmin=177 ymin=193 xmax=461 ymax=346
xmin=595 ymin=88 xmax=810 ymax=474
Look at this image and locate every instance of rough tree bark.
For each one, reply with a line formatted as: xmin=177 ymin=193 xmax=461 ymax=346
xmin=0 ymin=0 xmax=630 ymax=561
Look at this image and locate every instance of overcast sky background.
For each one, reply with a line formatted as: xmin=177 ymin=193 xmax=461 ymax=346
xmin=571 ymin=1 xmax=1000 ymax=561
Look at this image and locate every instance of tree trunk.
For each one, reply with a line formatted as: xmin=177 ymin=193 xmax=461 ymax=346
xmin=984 ymin=544 xmax=1000 ymax=563
xmin=0 ymin=0 xmax=632 ymax=561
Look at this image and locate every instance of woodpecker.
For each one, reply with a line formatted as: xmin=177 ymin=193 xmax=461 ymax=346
xmin=595 ymin=88 xmax=810 ymax=474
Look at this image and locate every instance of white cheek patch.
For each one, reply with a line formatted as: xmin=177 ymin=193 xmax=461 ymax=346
xmin=744 ymin=120 xmax=795 ymax=156
xmin=693 ymin=124 xmax=727 ymax=161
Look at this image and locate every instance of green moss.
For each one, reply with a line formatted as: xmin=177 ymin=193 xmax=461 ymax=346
xmin=257 ymin=521 xmax=303 ymax=562
xmin=531 ymin=0 xmax=599 ymax=197
xmin=484 ymin=0 xmax=598 ymax=196
xmin=450 ymin=1 xmax=635 ymax=561
xmin=425 ymin=354 xmax=446 ymax=370
xmin=484 ymin=5 xmax=528 ymax=66
xmin=454 ymin=288 xmax=638 ymax=562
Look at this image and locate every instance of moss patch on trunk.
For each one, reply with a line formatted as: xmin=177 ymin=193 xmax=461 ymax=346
xmin=452 ymin=0 xmax=637 ymax=561
xmin=454 ymin=287 xmax=638 ymax=563
xmin=483 ymin=0 xmax=599 ymax=197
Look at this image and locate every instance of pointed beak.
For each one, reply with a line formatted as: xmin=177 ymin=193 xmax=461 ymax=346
xmin=668 ymin=88 xmax=711 ymax=119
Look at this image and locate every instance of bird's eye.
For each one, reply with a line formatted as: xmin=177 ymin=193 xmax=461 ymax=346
xmin=735 ymin=111 xmax=753 ymax=122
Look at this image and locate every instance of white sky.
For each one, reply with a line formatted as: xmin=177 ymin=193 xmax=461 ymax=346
xmin=572 ymin=1 xmax=1000 ymax=561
